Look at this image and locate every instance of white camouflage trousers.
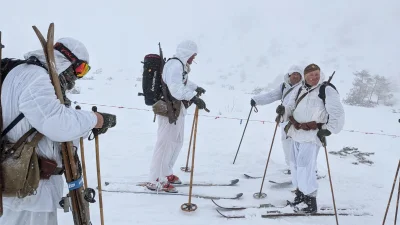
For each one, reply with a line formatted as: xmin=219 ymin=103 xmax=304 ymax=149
xmin=290 ymin=141 xmax=320 ymax=196
xmin=149 ymin=105 xmax=185 ymax=183
xmin=280 ymin=121 xmax=292 ymax=168
xmin=0 ymin=208 xmax=57 ymax=225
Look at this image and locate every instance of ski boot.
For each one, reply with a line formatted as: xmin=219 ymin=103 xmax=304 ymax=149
xmin=167 ymin=174 xmax=182 ymax=184
xmin=293 ymin=189 xmax=305 ymax=205
xmin=301 ymin=195 xmax=317 ymax=213
xmin=146 ymin=182 xmax=178 ymax=193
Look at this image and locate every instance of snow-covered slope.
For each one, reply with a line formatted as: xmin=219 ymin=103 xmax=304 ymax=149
xmin=1 ymin=0 xmax=400 ymax=224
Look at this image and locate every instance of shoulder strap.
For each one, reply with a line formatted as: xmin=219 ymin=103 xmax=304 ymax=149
xmin=26 ymin=56 xmax=47 ymax=71
xmin=168 ymin=57 xmax=187 ymax=82
xmin=1 ymin=113 xmax=25 ymax=138
xmin=318 ymin=82 xmax=338 ymax=105
xmin=294 ymin=86 xmax=318 ymax=108
xmin=281 ymin=83 xmax=285 ymax=94
xmin=169 ymin=57 xmax=185 ymax=71
xmin=282 ymin=85 xmax=295 ymax=101
xmin=9 ymin=128 xmax=37 ymax=150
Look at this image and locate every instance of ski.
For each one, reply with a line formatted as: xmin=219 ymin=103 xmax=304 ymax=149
xmin=211 ymin=199 xmax=359 ymax=212
xmin=243 ymin=174 xmax=262 ymax=179
xmin=245 ymin=173 xmax=326 ymax=183
xmin=101 ymin=188 xmax=243 ymax=200
xmin=104 ymin=179 xmax=239 ymax=187
xmin=216 ymin=209 xmax=371 ymax=219
xmin=211 ymin=199 xmax=276 ymax=210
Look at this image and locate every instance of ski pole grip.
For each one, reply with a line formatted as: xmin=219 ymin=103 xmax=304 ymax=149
xmin=91 ymin=106 xmax=99 ymax=137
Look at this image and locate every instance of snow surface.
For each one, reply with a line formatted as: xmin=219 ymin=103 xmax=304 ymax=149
xmin=1 ymin=0 xmax=400 ymax=224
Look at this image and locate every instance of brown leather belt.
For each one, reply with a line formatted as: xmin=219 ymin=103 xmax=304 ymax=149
xmin=289 ymin=116 xmax=323 ymax=131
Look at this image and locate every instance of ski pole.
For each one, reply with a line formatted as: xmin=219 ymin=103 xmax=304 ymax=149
xmin=181 ymin=93 xmax=206 ymax=172
xmin=0 ymin=31 xmax=4 ymax=217
xmin=382 ymin=159 xmax=400 ymax=225
xmin=253 ymin=113 xmax=279 ymax=199
xmin=322 ymin=142 xmax=339 ymax=225
xmin=75 ymin=105 xmax=88 ymax=189
xmin=181 ymin=106 xmax=199 ymax=212
xmin=92 ymin=106 xmax=105 ymax=225
xmin=233 ymin=105 xmax=258 ymax=164
xmin=394 ymin=176 xmax=399 ymax=225
xmin=181 ymin=113 xmax=196 ymax=172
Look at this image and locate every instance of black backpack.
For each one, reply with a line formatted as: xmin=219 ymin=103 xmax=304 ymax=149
xmin=139 ymin=52 xmax=185 ymax=106
xmin=139 ymin=54 xmax=165 ymax=106
xmin=1 ymin=57 xmax=46 ymax=83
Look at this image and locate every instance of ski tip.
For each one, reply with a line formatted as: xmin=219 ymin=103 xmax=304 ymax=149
xmin=230 ymin=179 xmax=239 ymax=185
xmin=215 ymin=209 xmax=226 ymax=217
xmin=243 ymin=174 xmax=252 ymax=179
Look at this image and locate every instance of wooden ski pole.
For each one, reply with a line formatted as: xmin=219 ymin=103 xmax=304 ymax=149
xmin=180 ymin=113 xmax=196 ymax=172
xmin=75 ymin=105 xmax=88 ymax=189
xmin=0 ymin=31 xmax=5 ymax=217
xmin=181 ymin=106 xmax=199 ymax=212
xmin=92 ymin=106 xmax=105 ymax=225
xmin=382 ymin=159 xmax=400 ymax=225
xmin=233 ymin=105 xmax=258 ymax=164
xmin=253 ymin=114 xmax=280 ymax=199
xmin=322 ymin=143 xmax=339 ymax=225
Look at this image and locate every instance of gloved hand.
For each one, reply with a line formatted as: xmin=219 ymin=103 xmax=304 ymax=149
xmin=276 ymin=105 xmax=285 ymax=115
xmin=195 ymin=86 xmax=206 ymax=96
xmin=98 ymin=112 xmax=117 ymax=129
xmin=251 ymin=99 xmax=256 ymax=107
xmin=93 ymin=112 xmax=116 ymax=135
xmin=317 ymin=129 xmax=331 ymax=146
xmin=190 ymin=96 xmax=206 ymax=109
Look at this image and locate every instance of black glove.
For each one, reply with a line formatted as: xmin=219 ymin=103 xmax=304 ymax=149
xmin=276 ymin=105 xmax=285 ymax=115
xmin=98 ymin=112 xmax=117 ymax=129
xmin=195 ymin=86 xmax=206 ymax=96
xmin=317 ymin=129 xmax=331 ymax=146
xmin=94 ymin=112 xmax=116 ymax=135
xmin=251 ymin=99 xmax=256 ymax=107
xmin=190 ymin=96 xmax=206 ymax=109
xmin=317 ymin=129 xmax=331 ymax=138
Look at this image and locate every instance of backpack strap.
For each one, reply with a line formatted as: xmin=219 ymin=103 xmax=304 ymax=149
xmin=167 ymin=57 xmax=187 ymax=82
xmin=318 ymin=82 xmax=338 ymax=105
xmin=281 ymin=83 xmax=286 ymax=94
xmin=25 ymin=56 xmax=47 ymax=71
xmin=294 ymin=86 xmax=318 ymax=108
xmin=1 ymin=113 xmax=25 ymax=138
xmin=282 ymin=85 xmax=295 ymax=101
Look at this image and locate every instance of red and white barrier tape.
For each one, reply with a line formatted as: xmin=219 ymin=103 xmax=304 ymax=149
xmin=73 ymin=101 xmax=400 ymax=138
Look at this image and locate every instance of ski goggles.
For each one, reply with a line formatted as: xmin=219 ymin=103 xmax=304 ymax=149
xmin=54 ymin=42 xmax=91 ymax=78
xmin=73 ymin=61 xmax=91 ymax=78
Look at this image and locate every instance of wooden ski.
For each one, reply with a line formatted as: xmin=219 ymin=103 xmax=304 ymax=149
xmin=32 ymin=23 xmax=91 ymax=225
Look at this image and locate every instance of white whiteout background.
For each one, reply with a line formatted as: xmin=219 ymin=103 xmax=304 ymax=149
xmin=1 ymin=0 xmax=400 ymax=224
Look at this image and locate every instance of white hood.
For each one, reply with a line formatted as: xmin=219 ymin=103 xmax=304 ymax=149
xmin=23 ymin=37 xmax=89 ymax=75
xmin=173 ymin=40 xmax=198 ymax=64
xmin=284 ymin=65 xmax=304 ymax=85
